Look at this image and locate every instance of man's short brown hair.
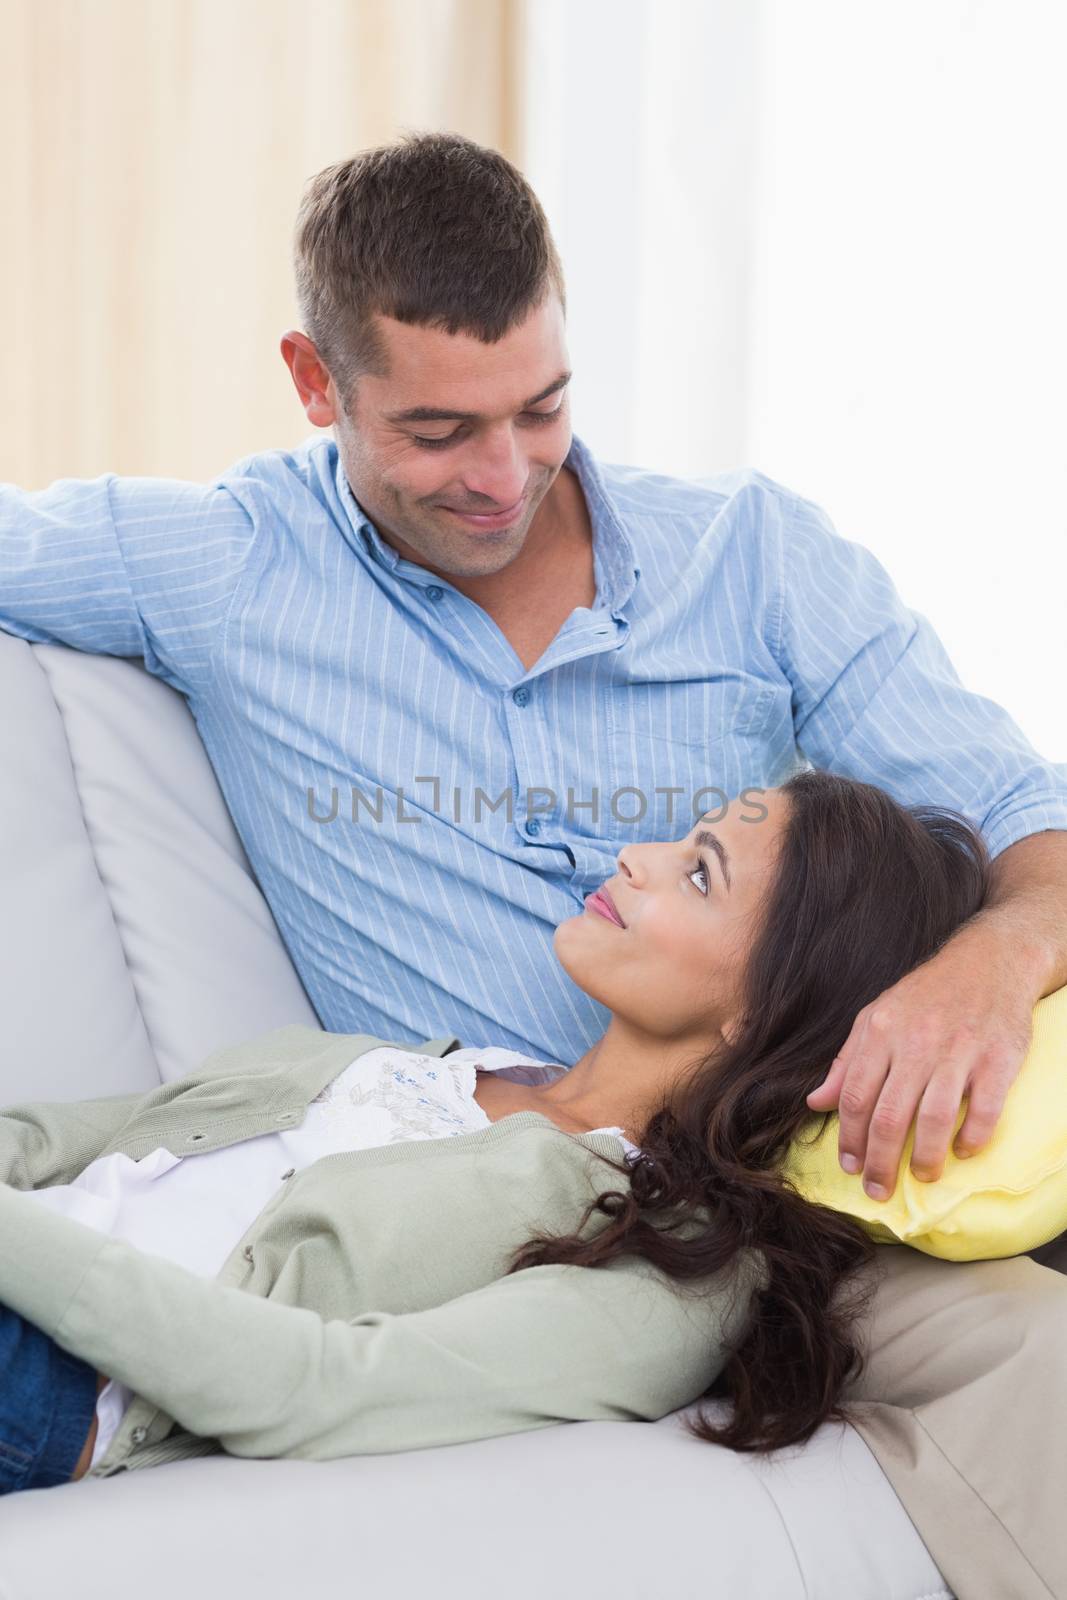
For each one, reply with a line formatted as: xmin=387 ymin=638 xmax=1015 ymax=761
xmin=292 ymin=130 xmax=567 ymax=416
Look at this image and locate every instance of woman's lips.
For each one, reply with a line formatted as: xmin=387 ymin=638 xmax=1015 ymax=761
xmin=584 ymin=891 xmax=625 ymax=928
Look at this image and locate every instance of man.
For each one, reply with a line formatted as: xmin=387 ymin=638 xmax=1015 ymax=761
xmin=2 ymin=131 xmax=1066 ymax=1595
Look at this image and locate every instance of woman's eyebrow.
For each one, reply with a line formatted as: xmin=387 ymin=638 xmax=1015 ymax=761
xmin=694 ymin=828 xmax=732 ymax=892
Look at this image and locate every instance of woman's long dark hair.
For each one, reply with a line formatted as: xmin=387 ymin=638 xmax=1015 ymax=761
xmin=503 ymin=769 xmax=991 ymax=1453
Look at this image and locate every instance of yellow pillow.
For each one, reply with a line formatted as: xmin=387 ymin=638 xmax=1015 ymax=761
xmin=779 ymin=983 xmax=1067 ymax=1260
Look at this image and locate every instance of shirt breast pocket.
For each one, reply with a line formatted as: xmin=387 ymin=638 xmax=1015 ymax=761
xmin=604 ymin=675 xmax=771 ymax=840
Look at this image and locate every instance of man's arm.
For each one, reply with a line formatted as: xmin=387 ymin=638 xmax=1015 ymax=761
xmin=807 ymin=840 xmax=1067 ymax=1202
xmin=840 ymin=826 xmax=1067 ymax=1183
xmin=765 ymin=484 xmax=1067 ymax=861
xmin=0 ymin=1182 xmax=766 ymax=1460
xmin=967 ymin=828 xmax=1067 ymax=999
xmin=767 ymin=485 xmax=1067 ymax=1197
xmin=1 ymin=471 xmax=255 ymax=698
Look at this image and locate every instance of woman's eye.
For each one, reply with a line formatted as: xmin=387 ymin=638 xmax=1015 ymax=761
xmin=412 ymin=404 xmax=564 ymax=451
xmin=688 ymin=862 xmax=709 ymax=895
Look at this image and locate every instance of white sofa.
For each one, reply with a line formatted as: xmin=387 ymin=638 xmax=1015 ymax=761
xmin=0 ymin=632 xmax=972 ymax=1599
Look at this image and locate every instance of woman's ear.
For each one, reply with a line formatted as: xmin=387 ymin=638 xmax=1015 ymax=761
xmin=718 ymin=1010 xmax=743 ymax=1048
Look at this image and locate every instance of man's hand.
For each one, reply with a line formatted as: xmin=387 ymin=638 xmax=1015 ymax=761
xmin=804 ymin=933 xmax=1037 ymax=1202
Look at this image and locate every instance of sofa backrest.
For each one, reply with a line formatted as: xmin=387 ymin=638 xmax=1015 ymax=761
xmin=0 ymin=632 xmax=319 ymax=1103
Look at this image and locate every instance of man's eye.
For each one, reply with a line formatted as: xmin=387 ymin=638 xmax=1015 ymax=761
xmin=412 ymin=404 xmax=564 ymax=451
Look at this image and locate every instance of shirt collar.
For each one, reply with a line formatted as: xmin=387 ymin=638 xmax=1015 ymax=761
xmin=334 ymin=431 xmax=642 ymax=614
xmin=566 ymin=432 xmax=642 ymax=612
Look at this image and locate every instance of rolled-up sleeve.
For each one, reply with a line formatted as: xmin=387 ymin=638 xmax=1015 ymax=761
xmin=0 ymin=472 xmax=254 ymax=697
xmin=768 ymin=489 xmax=1067 ymax=861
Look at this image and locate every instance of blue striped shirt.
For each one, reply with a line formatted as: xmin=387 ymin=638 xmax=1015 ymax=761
xmin=4 ymin=432 xmax=1066 ymax=1064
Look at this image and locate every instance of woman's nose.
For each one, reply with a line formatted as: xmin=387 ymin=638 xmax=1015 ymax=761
xmin=615 ymin=848 xmax=642 ymax=884
xmin=616 ymin=841 xmax=677 ymax=887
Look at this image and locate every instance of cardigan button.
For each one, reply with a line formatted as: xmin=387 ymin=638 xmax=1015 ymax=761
xmin=130 ymin=1427 xmax=148 ymax=1444
xmin=281 ymin=1167 xmax=296 ymax=1180
xmin=243 ymin=1245 xmax=254 ymax=1262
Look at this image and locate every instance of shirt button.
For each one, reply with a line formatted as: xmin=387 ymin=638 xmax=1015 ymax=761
xmin=525 ymin=818 xmax=541 ymax=837
xmin=512 ymin=686 xmax=530 ymax=706
xmin=426 ymin=585 xmax=443 ymax=601
xmin=131 ymin=1426 xmax=148 ymax=1444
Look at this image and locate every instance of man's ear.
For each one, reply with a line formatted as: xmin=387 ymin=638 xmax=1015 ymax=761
xmin=280 ymin=331 xmax=337 ymax=428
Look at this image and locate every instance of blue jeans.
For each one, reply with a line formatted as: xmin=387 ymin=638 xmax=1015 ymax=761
xmin=0 ymin=1304 xmax=100 ymax=1494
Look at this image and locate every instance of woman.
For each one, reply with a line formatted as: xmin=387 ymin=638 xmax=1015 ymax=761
xmin=0 ymin=769 xmax=989 ymax=1494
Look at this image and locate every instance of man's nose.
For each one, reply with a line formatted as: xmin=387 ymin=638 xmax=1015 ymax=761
xmin=457 ymin=429 xmax=529 ymax=508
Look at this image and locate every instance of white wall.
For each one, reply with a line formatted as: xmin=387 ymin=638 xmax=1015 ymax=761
xmin=522 ymin=0 xmax=761 ymax=472
xmin=523 ymin=0 xmax=1067 ymax=762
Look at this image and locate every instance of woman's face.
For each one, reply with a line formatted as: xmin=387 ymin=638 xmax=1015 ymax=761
xmin=553 ymin=789 xmax=790 ymax=1044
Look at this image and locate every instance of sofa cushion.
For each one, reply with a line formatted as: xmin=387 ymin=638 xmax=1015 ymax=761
xmin=0 ymin=635 xmax=318 ymax=1099
xmin=781 ymin=983 xmax=1067 ymax=1259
